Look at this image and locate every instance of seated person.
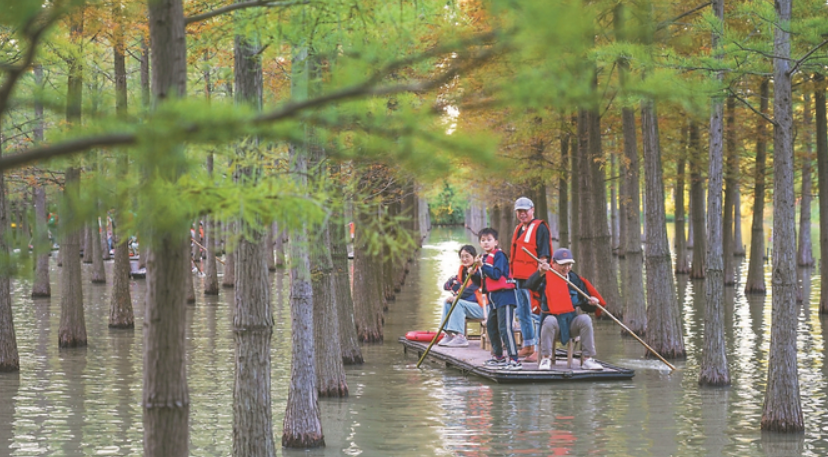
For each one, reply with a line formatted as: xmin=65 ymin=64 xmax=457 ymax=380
xmin=439 ymin=245 xmax=486 ymax=348
xmin=525 ymin=248 xmax=604 ymax=370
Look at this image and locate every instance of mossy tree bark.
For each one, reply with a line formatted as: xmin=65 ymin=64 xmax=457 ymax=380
xmin=762 ymin=0 xmax=804 ymax=430
xmin=745 ymin=79 xmax=770 ymax=295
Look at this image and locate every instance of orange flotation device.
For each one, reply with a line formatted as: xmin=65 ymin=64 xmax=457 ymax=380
xmin=405 ymin=331 xmax=444 ymax=342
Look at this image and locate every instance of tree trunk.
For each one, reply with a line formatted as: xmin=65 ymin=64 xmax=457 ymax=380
xmin=266 ymin=223 xmax=276 ymax=271
xmin=283 ymin=142 xmax=324 ymax=447
xmin=91 ymin=218 xmax=107 ymax=283
xmin=185 ymin=247 xmax=195 ymax=304
xmin=722 ymin=96 xmax=737 ymax=287
xmin=31 ymin=186 xmax=51 ymax=297
xmin=559 ymin=126 xmax=570 ymax=248
xmin=59 ymin=167 xmax=87 ymax=347
xmin=108 ymin=5 xmax=133 ymax=328
xmin=352 ymin=198 xmax=384 ymax=343
xmin=674 ymin=127 xmax=690 ymax=274
xmin=733 ymin=187 xmax=745 ymax=256
xmin=312 ymin=217 xmax=347 ymax=396
xmin=689 ymin=121 xmax=707 ymax=279
xmin=332 ymin=206 xmax=363 ymax=365
xmin=761 ymin=0 xmax=804 ymax=431
xmin=203 ymin=156 xmax=220 ymax=295
xmin=745 ymin=79 xmax=770 ymax=294
xmin=699 ymin=5 xmax=729 ymax=382
xmin=817 ymin=75 xmax=828 ymax=311
xmin=110 ymin=211 xmax=134 ymax=328
xmin=641 ymin=100 xmax=685 ymax=359
xmin=275 ymin=224 xmax=286 ymax=268
xmin=610 ymin=152 xmax=620 ymax=253
xmin=0 ymin=125 xmax=18 ymax=371
xmin=144 ymin=0 xmax=190 ymax=454
xmin=620 ymin=107 xmax=646 ymax=335
xmin=579 ymin=108 xmax=623 ymax=317
xmin=83 ymin=223 xmax=95 ymax=264
xmin=797 ymin=93 xmax=815 ymax=267
xmin=223 ymin=248 xmax=236 ymax=288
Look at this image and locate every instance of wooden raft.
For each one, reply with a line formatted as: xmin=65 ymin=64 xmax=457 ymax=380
xmin=400 ymin=337 xmax=635 ymax=383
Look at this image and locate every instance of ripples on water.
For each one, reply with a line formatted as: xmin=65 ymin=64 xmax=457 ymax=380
xmin=2 ymin=227 xmax=828 ymax=456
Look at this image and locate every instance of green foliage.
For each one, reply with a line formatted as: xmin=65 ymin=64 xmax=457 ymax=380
xmin=428 ymin=180 xmax=467 ymax=225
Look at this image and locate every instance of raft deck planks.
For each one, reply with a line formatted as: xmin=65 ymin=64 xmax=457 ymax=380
xmin=399 ymin=337 xmax=635 ymax=382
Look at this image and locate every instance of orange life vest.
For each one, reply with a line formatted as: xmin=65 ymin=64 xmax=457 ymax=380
xmin=544 ymin=270 xmax=605 ymax=316
xmin=458 ymin=265 xmax=487 ymax=308
xmin=510 ymin=219 xmax=550 ymax=280
xmin=483 ymin=249 xmax=516 ymax=292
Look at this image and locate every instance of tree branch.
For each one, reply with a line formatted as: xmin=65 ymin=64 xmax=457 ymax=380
xmin=0 ymin=134 xmax=136 ymax=170
xmin=656 ymin=2 xmax=711 ymax=32
xmin=788 ymin=38 xmax=828 ymax=76
xmin=728 ymin=89 xmax=776 ymax=127
xmin=185 ymin=0 xmax=309 ymax=24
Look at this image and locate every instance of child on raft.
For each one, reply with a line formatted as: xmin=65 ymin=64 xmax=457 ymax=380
xmin=475 ymin=227 xmax=522 ymax=370
xmin=439 ymin=245 xmax=487 ymax=348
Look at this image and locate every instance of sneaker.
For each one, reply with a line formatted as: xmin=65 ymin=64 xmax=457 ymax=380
xmin=582 ymin=357 xmax=603 ymax=371
xmin=438 ymin=333 xmax=454 ymax=346
xmin=502 ymin=359 xmax=522 ymax=371
xmin=538 ymin=357 xmax=552 ymax=370
xmin=484 ymin=357 xmax=507 ymax=367
xmin=446 ymin=334 xmax=469 ymax=347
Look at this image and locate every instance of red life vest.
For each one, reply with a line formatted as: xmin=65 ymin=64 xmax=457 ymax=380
xmin=544 ymin=270 xmax=605 ymax=315
xmin=458 ymin=265 xmax=487 ymax=308
xmin=510 ymin=219 xmax=550 ymax=280
xmin=483 ymin=249 xmax=516 ymax=292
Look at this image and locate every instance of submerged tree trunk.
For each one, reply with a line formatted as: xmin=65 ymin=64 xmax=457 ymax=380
xmin=798 ymin=93 xmax=815 ymax=267
xmin=817 ymin=76 xmax=828 ymax=312
xmin=352 ymin=202 xmax=384 ymax=343
xmin=143 ymin=0 xmax=190 ymax=454
xmin=689 ymin=121 xmax=707 ymax=279
xmin=203 ymin=155 xmax=220 ymax=295
xmin=762 ymin=0 xmax=804 ymax=431
xmin=110 ymin=214 xmax=134 ymax=328
xmin=641 ymin=101 xmax=684 ymax=359
xmin=0 ymin=126 xmax=18 ymax=371
xmin=745 ymin=79 xmax=770 ymax=295
xmin=223 ymin=248 xmax=235 ymax=288
xmin=620 ymin=107 xmax=646 ymax=335
xmin=699 ymin=8 xmax=729 ymax=383
xmin=59 ymin=167 xmax=87 ymax=348
xmin=31 ymin=186 xmax=51 ymax=298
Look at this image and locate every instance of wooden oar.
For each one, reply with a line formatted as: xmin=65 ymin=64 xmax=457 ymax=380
xmin=416 ymin=267 xmax=476 ymax=369
xmin=521 ymin=247 xmax=676 ymax=372
xmin=191 ymin=238 xmax=225 ymax=265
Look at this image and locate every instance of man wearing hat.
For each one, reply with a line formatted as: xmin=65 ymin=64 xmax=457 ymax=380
xmin=509 ymin=196 xmax=550 ymax=360
xmin=527 ymin=248 xmax=604 ymax=370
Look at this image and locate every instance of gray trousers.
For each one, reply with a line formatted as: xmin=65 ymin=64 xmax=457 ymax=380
xmin=539 ymin=313 xmax=596 ymax=358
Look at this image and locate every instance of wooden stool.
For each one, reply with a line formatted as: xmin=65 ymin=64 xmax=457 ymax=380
xmin=464 ymin=318 xmax=486 ymax=340
xmin=480 ymin=328 xmax=522 ymax=351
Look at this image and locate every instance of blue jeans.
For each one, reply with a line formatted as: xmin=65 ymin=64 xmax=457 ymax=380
xmin=487 ymin=304 xmax=518 ymax=359
xmin=514 ymin=281 xmax=537 ymax=347
xmin=441 ymin=298 xmax=486 ymax=334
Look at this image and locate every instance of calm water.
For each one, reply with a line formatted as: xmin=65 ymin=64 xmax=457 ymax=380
xmin=1 ymin=226 xmax=828 ymax=456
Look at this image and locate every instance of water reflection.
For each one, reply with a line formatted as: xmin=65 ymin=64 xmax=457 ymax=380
xmin=3 ymin=227 xmax=828 ymax=455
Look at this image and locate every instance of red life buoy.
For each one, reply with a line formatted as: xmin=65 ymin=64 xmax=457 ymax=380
xmin=405 ymin=331 xmax=443 ymax=342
